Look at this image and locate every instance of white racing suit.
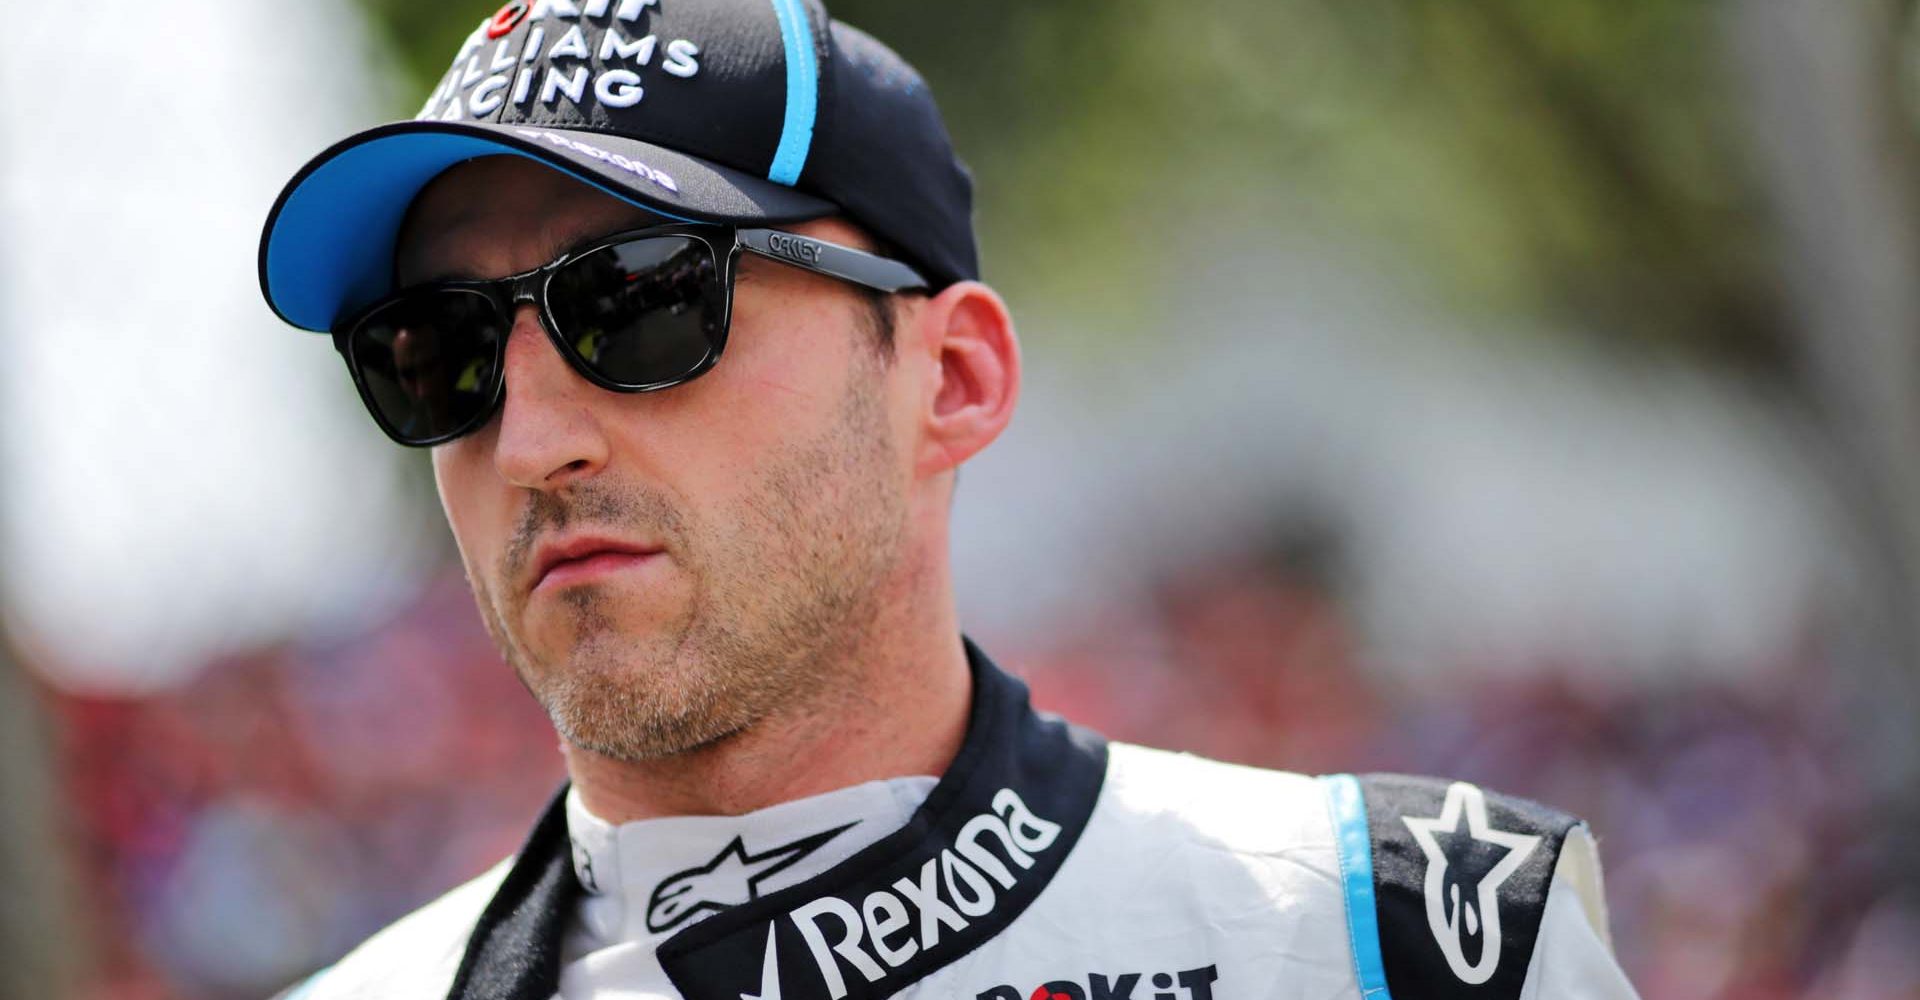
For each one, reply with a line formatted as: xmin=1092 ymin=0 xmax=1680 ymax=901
xmin=283 ymin=641 xmax=1639 ymax=1000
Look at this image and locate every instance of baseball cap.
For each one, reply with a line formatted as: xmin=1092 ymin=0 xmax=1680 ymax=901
xmin=259 ymin=0 xmax=975 ymax=333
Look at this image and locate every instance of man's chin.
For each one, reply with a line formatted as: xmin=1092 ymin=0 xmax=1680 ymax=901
xmin=517 ymin=644 xmax=739 ymax=762
xmin=518 ymin=599 xmax=680 ymax=660
xmin=542 ymin=678 xmax=752 ymax=763
xmin=558 ymin=708 xmax=754 ymax=764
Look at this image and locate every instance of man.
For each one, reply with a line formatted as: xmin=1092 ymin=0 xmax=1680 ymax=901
xmin=258 ymin=2 xmax=1640 ymax=998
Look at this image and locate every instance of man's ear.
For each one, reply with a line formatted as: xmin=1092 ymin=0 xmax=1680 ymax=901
xmin=909 ymin=281 xmax=1020 ymax=479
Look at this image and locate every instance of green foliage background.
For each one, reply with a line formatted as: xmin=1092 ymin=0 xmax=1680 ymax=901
xmin=352 ymin=0 xmax=1780 ymax=367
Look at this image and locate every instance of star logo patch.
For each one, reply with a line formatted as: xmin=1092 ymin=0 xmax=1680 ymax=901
xmin=1401 ymin=781 xmax=1541 ymax=985
xmin=646 ymin=823 xmax=855 ymax=933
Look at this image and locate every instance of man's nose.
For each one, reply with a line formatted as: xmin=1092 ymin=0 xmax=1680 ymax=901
xmin=490 ymin=303 xmax=611 ymax=490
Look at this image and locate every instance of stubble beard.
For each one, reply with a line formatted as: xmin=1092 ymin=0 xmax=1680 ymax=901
xmin=466 ymin=354 xmax=906 ymax=763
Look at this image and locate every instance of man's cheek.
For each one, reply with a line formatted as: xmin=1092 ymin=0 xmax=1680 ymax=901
xmin=432 ymin=447 xmax=506 ymax=541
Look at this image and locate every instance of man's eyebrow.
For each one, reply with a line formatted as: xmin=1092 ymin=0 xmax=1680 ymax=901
xmin=407 ymin=266 xmax=483 ymax=285
xmin=400 ymin=213 xmax=684 ymax=285
xmin=399 ymin=231 xmax=575 ymax=287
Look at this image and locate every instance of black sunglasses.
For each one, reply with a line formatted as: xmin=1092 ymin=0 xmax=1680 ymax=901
xmin=331 ymin=224 xmax=930 ymax=447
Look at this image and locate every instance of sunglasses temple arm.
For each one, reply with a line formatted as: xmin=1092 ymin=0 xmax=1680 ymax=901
xmin=736 ymin=228 xmax=931 ymax=294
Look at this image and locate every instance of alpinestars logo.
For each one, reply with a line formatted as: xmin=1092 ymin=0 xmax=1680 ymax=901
xmin=977 ymin=965 xmax=1219 ymax=1000
xmin=648 ymin=824 xmax=856 ymax=933
xmin=1401 ymin=781 xmax=1541 ymax=985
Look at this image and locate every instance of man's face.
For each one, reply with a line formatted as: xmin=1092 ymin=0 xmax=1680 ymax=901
xmin=398 ymin=156 xmax=914 ymax=762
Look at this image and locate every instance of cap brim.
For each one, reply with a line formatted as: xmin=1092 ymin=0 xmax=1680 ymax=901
xmin=259 ymin=119 xmax=836 ymax=332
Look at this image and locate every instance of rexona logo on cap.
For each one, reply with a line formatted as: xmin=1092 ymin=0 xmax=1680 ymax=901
xmin=419 ymin=0 xmax=704 ymax=121
xmin=510 ymin=127 xmax=680 ymax=192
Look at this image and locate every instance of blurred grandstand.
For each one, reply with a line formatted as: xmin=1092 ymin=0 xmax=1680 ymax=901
xmin=26 ymin=552 xmax=1915 ymax=998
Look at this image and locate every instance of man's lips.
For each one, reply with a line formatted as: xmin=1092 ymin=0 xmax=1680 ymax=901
xmin=528 ymin=535 xmax=665 ymax=593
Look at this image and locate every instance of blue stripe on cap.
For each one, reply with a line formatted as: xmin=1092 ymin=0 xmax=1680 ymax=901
xmin=766 ymin=0 xmax=819 ymax=186
xmin=1322 ymin=774 xmax=1396 ymax=1000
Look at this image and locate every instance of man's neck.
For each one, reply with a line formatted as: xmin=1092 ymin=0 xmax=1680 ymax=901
xmin=561 ymin=578 xmax=973 ymax=824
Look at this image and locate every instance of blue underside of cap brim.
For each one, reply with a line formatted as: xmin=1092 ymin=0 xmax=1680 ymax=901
xmin=263 ymin=132 xmax=695 ymax=333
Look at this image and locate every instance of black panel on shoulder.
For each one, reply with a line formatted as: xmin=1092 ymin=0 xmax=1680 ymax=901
xmin=1358 ymin=774 xmax=1580 ymax=1000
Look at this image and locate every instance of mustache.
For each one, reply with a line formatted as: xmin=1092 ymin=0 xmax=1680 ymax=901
xmin=501 ymin=483 xmax=687 ymax=586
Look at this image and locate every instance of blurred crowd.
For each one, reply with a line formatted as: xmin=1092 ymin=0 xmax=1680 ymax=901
xmin=38 ymin=555 xmax=1920 ymax=1000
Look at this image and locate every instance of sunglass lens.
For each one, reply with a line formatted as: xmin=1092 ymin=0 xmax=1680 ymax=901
xmin=546 ymin=235 xmax=723 ymax=387
xmin=348 ymin=289 xmax=505 ymax=444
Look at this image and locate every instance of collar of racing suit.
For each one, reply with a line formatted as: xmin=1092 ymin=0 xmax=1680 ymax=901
xmin=563 ymin=774 xmax=940 ymax=952
xmin=445 ymin=637 xmax=1111 ymax=1000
